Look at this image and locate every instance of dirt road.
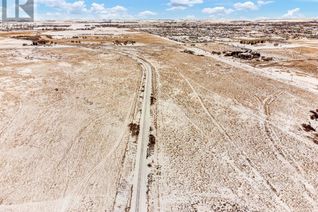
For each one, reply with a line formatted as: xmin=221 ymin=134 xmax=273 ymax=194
xmin=129 ymin=56 xmax=153 ymax=212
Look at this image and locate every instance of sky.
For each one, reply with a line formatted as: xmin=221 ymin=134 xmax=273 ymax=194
xmin=2 ymin=0 xmax=318 ymax=20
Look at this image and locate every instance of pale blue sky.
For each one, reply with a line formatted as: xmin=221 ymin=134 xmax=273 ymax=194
xmin=3 ymin=0 xmax=318 ymax=20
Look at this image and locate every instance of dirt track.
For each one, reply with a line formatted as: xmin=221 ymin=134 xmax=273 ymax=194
xmin=125 ymin=53 xmax=153 ymax=212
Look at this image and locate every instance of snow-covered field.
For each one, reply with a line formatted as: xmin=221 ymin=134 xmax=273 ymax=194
xmin=44 ymin=27 xmax=136 ymax=39
xmin=0 ymin=26 xmax=317 ymax=212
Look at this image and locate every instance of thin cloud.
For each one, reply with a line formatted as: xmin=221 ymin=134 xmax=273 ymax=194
xmin=202 ymin=0 xmax=275 ymax=17
xmin=138 ymin=10 xmax=157 ymax=17
xmin=202 ymin=6 xmax=233 ymax=15
xmin=37 ymin=0 xmax=129 ymax=18
xmin=234 ymin=1 xmax=258 ymax=10
xmin=283 ymin=8 xmax=301 ymax=18
xmin=257 ymin=0 xmax=274 ymax=6
xmin=167 ymin=0 xmax=203 ymax=11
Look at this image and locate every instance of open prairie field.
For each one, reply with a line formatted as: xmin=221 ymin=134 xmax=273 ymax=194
xmin=0 ymin=21 xmax=318 ymax=212
xmin=0 ymin=36 xmax=143 ymax=211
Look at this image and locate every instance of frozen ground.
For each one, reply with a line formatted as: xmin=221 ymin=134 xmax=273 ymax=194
xmin=0 ymin=26 xmax=318 ymax=212
xmin=141 ymin=44 xmax=318 ymax=211
xmin=0 ymin=44 xmax=142 ymax=211
xmin=43 ymin=27 xmax=136 ymax=39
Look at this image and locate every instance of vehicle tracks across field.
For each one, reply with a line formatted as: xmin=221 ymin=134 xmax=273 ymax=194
xmin=260 ymin=92 xmax=318 ymax=205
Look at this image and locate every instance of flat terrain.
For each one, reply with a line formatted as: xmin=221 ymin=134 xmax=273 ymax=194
xmin=145 ymin=45 xmax=318 ymax=211
xmin=0 ymin=38 xmax=142 ymax=211
xmin=0 ymin=23 xmax=318 ymax=212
